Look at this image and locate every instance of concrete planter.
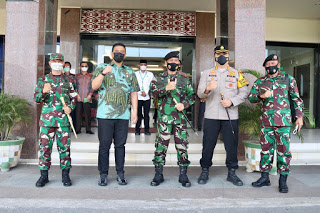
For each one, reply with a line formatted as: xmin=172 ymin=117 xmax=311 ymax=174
xmin=243 ymin=140 xmax=277 ymax=175
xmin=0 ymin=136 xmax=25 ymax=172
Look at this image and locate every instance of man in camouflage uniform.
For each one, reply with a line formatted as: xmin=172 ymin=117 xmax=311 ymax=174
xmin=150 ymin=51 xmax=195 ymax=187
xmin=249 ymin=54 xmax=304 ymax=193
xmin=34 ymin=53 xmax=77 ymax=187
xmin=92 ymin=43 xmax=139 ymax=186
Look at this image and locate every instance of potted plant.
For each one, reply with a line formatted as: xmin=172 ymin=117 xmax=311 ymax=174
xmin=239 ymin=70 xmax=278 ymax=175
xmin=0 ymin=93 xmax=32 ymax=172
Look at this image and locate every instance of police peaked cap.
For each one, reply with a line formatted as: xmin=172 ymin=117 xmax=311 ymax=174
xmin=214 ymin=45 xmax=229 ymax=53
xmin=263 ymin=54 xmax=280 ymax=66
xmin=164 ymin=51 xmax=180 ymax=61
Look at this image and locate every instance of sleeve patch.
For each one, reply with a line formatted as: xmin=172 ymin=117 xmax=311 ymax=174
xmin=237 ymin=71 xmax=249 ymax=88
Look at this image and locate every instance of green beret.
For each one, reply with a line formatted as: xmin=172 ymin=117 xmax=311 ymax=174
xmin=263 ymin=54 xmax=279 ymax=66
xmin=164 ymin=51 xmax=180 ymax=61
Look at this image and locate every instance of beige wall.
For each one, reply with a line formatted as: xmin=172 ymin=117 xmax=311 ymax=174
xmin=0 ymin=8 xmax=5 ymax=35
xmin=266 ymin=17 xmax=320 ymax=43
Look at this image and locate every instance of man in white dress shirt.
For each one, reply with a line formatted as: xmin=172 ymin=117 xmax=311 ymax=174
xmin=135 ymin=59 xmax=154 ymax=135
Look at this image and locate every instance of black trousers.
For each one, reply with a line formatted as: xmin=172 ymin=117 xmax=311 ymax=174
xmin=135 ymin=99 xmax=151 ymax=133
xmin=75 ymin=102 xmax=91 ymax=132
xmin=200 ymin=119 xmax=239 ymax=169
xmin=197 ymin=102 xmax=206 ymax=130
xmin=98 ymin=119 xmax=129 ymax=174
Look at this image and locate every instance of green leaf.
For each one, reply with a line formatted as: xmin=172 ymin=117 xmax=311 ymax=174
xmin=0 ymin=92 xmax=32 ymax=141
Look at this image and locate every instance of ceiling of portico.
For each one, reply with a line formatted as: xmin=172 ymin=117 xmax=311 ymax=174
xmin=57 ymin=0 xmax=216 ymax=12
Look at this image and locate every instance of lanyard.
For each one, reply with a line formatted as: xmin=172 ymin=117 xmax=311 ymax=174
xmin=139 ymin=71 xmax=147 ymax=91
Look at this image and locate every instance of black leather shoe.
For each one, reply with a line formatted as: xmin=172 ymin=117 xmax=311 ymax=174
xmin=252 ymin=172 xmax=271 ymax=188
xmin=198 ymin=167 xmax=209 ymax=184
xmin=117 ymin=172 xmax=127 ymax=185
xmin=62 ymin=168 xmax=72 ymax=187
xmin=98 ymin=174 xmax=108 ymax=186
xmin=279 ymin=174 xmax=288 ymax=193
xmin=145 ymin=132 xmax=151 ymax=135
xmin=227 ymin=168 xmax=243 ymax=186
xmin=86 ymin=131 xmax=94 ymax=134
xmin=36 ymin=170 xmax=49 ymax=187
xmin=135 ymin=132 xmax=140 ymax=135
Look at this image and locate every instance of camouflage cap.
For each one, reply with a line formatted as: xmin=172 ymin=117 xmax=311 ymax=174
xmin=50 ymin=53 xmax=64 ymax=61
xmin=214 ymin=45 xmax=229 ymax=54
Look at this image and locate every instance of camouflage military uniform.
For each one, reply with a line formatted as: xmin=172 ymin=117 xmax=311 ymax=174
xmin=34 ymin=73 xmax=77 ymax=170
xmin=249 ymin=72 xmax=303 ymax=174
xmin=150 ymin=71 xmax=195 ymax=167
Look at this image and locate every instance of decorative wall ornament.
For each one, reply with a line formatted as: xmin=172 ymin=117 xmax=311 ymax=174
xmin=81 ymin=9 xmax=196 ymax=36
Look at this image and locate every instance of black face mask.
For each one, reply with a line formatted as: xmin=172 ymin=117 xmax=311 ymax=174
xmin=266 ymin=64 xmax=279 ymax=75
xmin=113 ymin=52 xmax=125 ymax=63
xmin=216 ymin=55 xmax=229 ymax=65
xmin=167 ymin=63 xmax=180 ymax=72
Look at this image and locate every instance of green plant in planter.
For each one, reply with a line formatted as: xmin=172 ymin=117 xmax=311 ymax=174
xmin=238 ymin=102 xmax=262 ymax=140
xmin=239 ymin=69 xmax=264 ymax=140
xmin=0 ymin=93 xmax=32 ymax=141
xmin=303 ymin=108 xmax=315 ymax=128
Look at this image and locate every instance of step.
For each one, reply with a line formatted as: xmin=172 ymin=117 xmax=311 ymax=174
xmin=48 ymin=152 xmax=229 ymax=166
xmin=56 ymin=142 xmax=225 ymax=154
xmin=44 ymin=137 xmax=320 ymax=167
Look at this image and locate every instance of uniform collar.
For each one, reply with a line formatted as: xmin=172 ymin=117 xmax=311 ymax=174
xmin=49 ymin=72 xmax=64 ymax=83
xmin=110 ymin=61 xmax=125 ymax=68
xmin=264 ymin=71 xmax=284 ymax=80
xmin=215 ymin=66 xmax=230 ymax=72
xmin=162 ymin=71 xmax=179 ymax=77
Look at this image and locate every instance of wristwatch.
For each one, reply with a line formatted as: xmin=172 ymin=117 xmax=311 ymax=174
xmin=101 ymin=71 xmax=107 ymax=76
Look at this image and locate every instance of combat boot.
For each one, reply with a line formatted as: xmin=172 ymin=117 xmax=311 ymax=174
xmin=151 ymin=165 xmax=164 ymax=186
xmin=62 ymin=168 xmax=72 ymax=187
xmin=252 ymin=172 xmax=271 ymax=187
xmin=227 ymin=168 xmax=243 ymax=186
xmin=279 ymin=174 xmax=288 ymax=193
xmin=179 ymin=166 xmax=191 ymax=187
xmin=198 ymin=167 xmax=209 ymax=184
xmin=35 ymin=170 xmax=49 ymax=187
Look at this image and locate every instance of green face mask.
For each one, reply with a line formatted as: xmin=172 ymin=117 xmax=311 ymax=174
xmin=64 ymin=67 xmax=70 ymax=73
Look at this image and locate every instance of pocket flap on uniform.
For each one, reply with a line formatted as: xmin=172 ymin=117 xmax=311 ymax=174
xmin=225 ymin=81 xmax=236 ymax=89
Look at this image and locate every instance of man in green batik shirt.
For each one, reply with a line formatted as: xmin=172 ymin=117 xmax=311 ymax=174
xmin=34 ymin=53 xmax=77 ymax=187
xmin=92 ymin=43 xmax=139 ymax=186
xmin=249 ymin=54 xmax=304 ymax=193
xmin=149 ymin=51 xmax=195 ymax=187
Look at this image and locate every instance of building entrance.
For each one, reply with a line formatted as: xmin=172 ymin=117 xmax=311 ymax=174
xmin=80 ymin=35 xmax=196 ymax=131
